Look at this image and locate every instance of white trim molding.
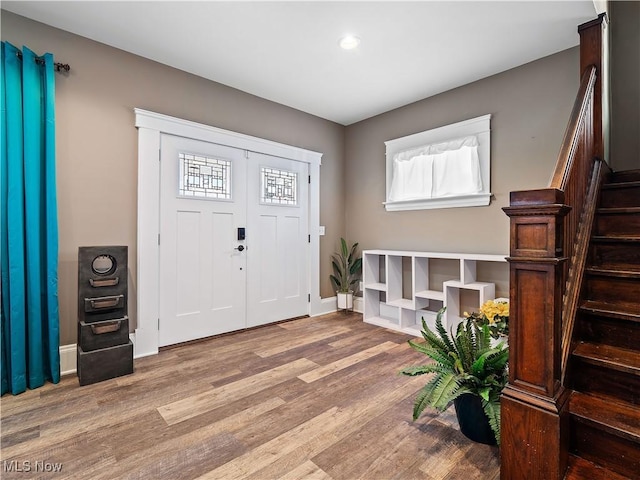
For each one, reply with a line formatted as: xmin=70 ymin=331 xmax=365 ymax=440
xmin=59 ymin=335 xmax=151 ymax=376
xmin=60 ymin=344 xmax=77 ymax=376
xmin=313 ymin=296 xmax=339 ymax=316
xmin=384 ymin=114 xmax=492 ymax=211
xmin=311 ymin=296 xmax=364 ymax=316
xmin=134 ymin=109 xmax=323 ymax=357
xmin=354 ymin=296 xmax=364 ymax=314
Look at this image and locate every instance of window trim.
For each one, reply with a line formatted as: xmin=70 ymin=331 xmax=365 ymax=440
xmin=383 ymin=114 xmax=491 ymax=211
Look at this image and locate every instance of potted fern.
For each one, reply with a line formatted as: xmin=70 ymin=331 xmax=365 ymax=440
xmin=330 ymin=238 xmax=362 ymax=311
xmin=401 ymin=308 xmax=508 ymax=445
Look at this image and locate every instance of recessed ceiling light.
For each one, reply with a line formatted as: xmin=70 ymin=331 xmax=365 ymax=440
xmin=339 ymin=35 xmax=361 ymax=50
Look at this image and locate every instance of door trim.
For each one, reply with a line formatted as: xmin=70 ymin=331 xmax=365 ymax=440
xmin=134 ymin=108 xmax=322 ymax=358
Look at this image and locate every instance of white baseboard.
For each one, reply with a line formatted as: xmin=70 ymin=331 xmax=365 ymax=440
xmin=311 ymin=296 xmax=338 ymax=316
xmin=59 ymin=344 xmax=77 ymax=376
xmin=60 ymin=335 xmax=149 ymax=376
xmin=310 ymin=296 xmax=363 ymax=316
xmin=354 ymin=296 xmax=363 ymax=313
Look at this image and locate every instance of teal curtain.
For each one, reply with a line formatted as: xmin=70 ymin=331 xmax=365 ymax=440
xmin=1 ymin=42 xmax=60 ymax=395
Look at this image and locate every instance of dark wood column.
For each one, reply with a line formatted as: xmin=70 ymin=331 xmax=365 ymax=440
xmin=578 ymin=14 xmax=606 ymax=161
xmin=501 ymin=189 xmax=571 ymax=479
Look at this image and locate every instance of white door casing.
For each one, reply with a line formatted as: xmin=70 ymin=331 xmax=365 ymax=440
xmin=135 ymin=109 xmax=322 ymax=358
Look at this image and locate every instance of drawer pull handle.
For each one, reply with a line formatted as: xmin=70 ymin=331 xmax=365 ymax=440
xmin=90 ymin=320 xmax=122 ymax=335
xmin=89 ymin=277 xmax=119 ymax=287
xmin=89 ymin=295 xmax=123 ymax=310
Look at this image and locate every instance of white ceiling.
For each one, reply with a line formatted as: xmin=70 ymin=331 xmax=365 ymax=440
xmin=3 ymin=1 xmax=597 ymax=125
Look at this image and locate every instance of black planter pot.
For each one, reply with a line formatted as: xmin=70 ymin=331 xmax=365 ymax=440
xmin=453 ymin=393 xmax=497 ymax=445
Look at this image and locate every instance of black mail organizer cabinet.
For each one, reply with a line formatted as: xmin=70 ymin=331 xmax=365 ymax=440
xmin=77 ymin=246 xmax=133 ymax=386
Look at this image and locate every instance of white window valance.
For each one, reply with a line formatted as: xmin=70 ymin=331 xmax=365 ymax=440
xmin=384 ymin=115 xmax=491 ymax=211
xmin=388 ymin=135 xmax=483 ymax=202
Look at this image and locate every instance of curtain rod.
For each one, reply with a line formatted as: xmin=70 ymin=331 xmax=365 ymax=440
xmin=15 ymin=51 xmax=70 ymax=73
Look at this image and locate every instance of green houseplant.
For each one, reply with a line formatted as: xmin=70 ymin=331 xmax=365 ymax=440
xmin=401 ymin=308 xmax=508 ymax=445
xmin=329 ymin=238 xmax=362 ymax=311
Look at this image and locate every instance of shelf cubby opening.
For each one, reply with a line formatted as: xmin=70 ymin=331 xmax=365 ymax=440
xmin=363 ymin=253 xmax=385 ymax=288
xmin=476 ymin=261 xmax=509 ymax=299
xmin=387 ymin=255 xmax=414 ymax=308
xmin=416 ymin=300 xmax=444 ymax=331
xmin=427 ymin=258 xmax=459 ymax=292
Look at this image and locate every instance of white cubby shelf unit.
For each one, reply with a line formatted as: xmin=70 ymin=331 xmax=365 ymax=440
xmin=362 ymin=250 xmax=507 ymax=337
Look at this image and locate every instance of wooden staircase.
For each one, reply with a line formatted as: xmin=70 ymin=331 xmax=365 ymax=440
xmin=565 ymin=169 xmax=640 ymax=479
xmin=499 ymin=14 xmax=640 ymax=479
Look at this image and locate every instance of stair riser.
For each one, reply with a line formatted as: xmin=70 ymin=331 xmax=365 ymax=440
xmin=595 ymin=213 xmax=640 ymax=236
xmin=577 ymin=315 xmax=640 ymax=350
xmin=570 ymin=419 xmax=640 ymax=479
xmin=600 ymin=186 xmax=640 ymax=208
xmin=590 ymin=243 xmax=640 ymax=268
xmin=609 ymin=170 xmax=640 ymax=183
xmin=586 ymin=276 xmax=640 ymax=307
xmin=571 ymin=361 xmax=640 ymax=405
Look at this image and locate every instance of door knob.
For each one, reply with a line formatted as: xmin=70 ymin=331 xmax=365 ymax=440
xmin=235 ymin=245 xmax=245 ymax=252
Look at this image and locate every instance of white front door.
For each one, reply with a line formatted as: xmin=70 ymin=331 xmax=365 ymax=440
xmin=159 ymin=134 xmax=247 ymax=346
xmin=158 ymin=134 xmax=308 ymax=346
xmin=247 ymin=152 xmax=309 ymax=327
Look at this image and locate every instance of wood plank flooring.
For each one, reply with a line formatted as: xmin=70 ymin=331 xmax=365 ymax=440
xmin=0 ymin=312 xmax=500 ymax=479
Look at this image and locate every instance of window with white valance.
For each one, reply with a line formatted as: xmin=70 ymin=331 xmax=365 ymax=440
xmin=384 ymin=115 xmax=491 ymax=211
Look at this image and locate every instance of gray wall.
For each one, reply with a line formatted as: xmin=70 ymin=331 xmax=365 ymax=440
xmin=344 ymin=47 xmax=581 ymax=298
xmin=1 ymin=11 xmax=346 ymax=344
xmin=610 ymin=0 xmax=640 ymax=170
xmin=4 ymin=9 xmax=608 ymax=345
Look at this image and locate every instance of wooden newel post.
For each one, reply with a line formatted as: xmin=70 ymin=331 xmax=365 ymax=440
xmin=501 ymin=189 xmax=571 ymax=479
xmin=578 ymin=14 xmax=607 ymax=161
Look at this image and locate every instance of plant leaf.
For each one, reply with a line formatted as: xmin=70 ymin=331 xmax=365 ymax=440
xmin=340 ymin=237 xmax=348 ymax=258
xmin=478 ymin=386 xmax=491 ymax=402
xmin=349 ymin=257 xmax=362 ymax=276
xmin=434 ymin=309 xmax=456 ymax=353
xmin=427 ymin=373 xmax=462 ymax=411
xmin=347 ymin=242 xmax=359 ymax=265
xmin=400 ymin=365 xmax=435 ymax=376
xmin=412 ymin=379 xmax=438 ymax=419
xmin=482 ymin=397 xmax=502 ymax=445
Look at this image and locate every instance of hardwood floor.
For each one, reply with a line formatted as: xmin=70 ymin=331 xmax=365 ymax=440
xmin=0 ymin=312 xmax=500 ymax=479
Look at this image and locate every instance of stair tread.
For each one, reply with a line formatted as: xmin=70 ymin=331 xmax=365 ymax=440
xmin=585 ymin=266 xmax=640 ymax=279
xmin=597 ymin=207 xmax=640 ymax=214
xmin=580 ymin=301 xmax=640 ymax=321
xmin=592 ymin=235 xmax=640 ymax=243
xmin=573 ymin=342 xmax=640 ymax=376
xmin=570 ymin=392 xmax=640 ymax=443
xmin=602 ymin=180 xmax=640 ymax=190
xmin=565 ymin=455 xmax=633 ymax=480
xmin=608 ymin=169 xmax=640 ymax=183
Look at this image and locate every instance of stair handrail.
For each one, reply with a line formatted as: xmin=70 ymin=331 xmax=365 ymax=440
xmin=549 ymin=66 xmax=597 ymax=191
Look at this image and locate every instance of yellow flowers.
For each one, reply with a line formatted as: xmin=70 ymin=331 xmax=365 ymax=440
xmin=466 ymin=298 xmax=509 ymax=339
xmin=479 ymin=299 xmax=509 ymax=324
